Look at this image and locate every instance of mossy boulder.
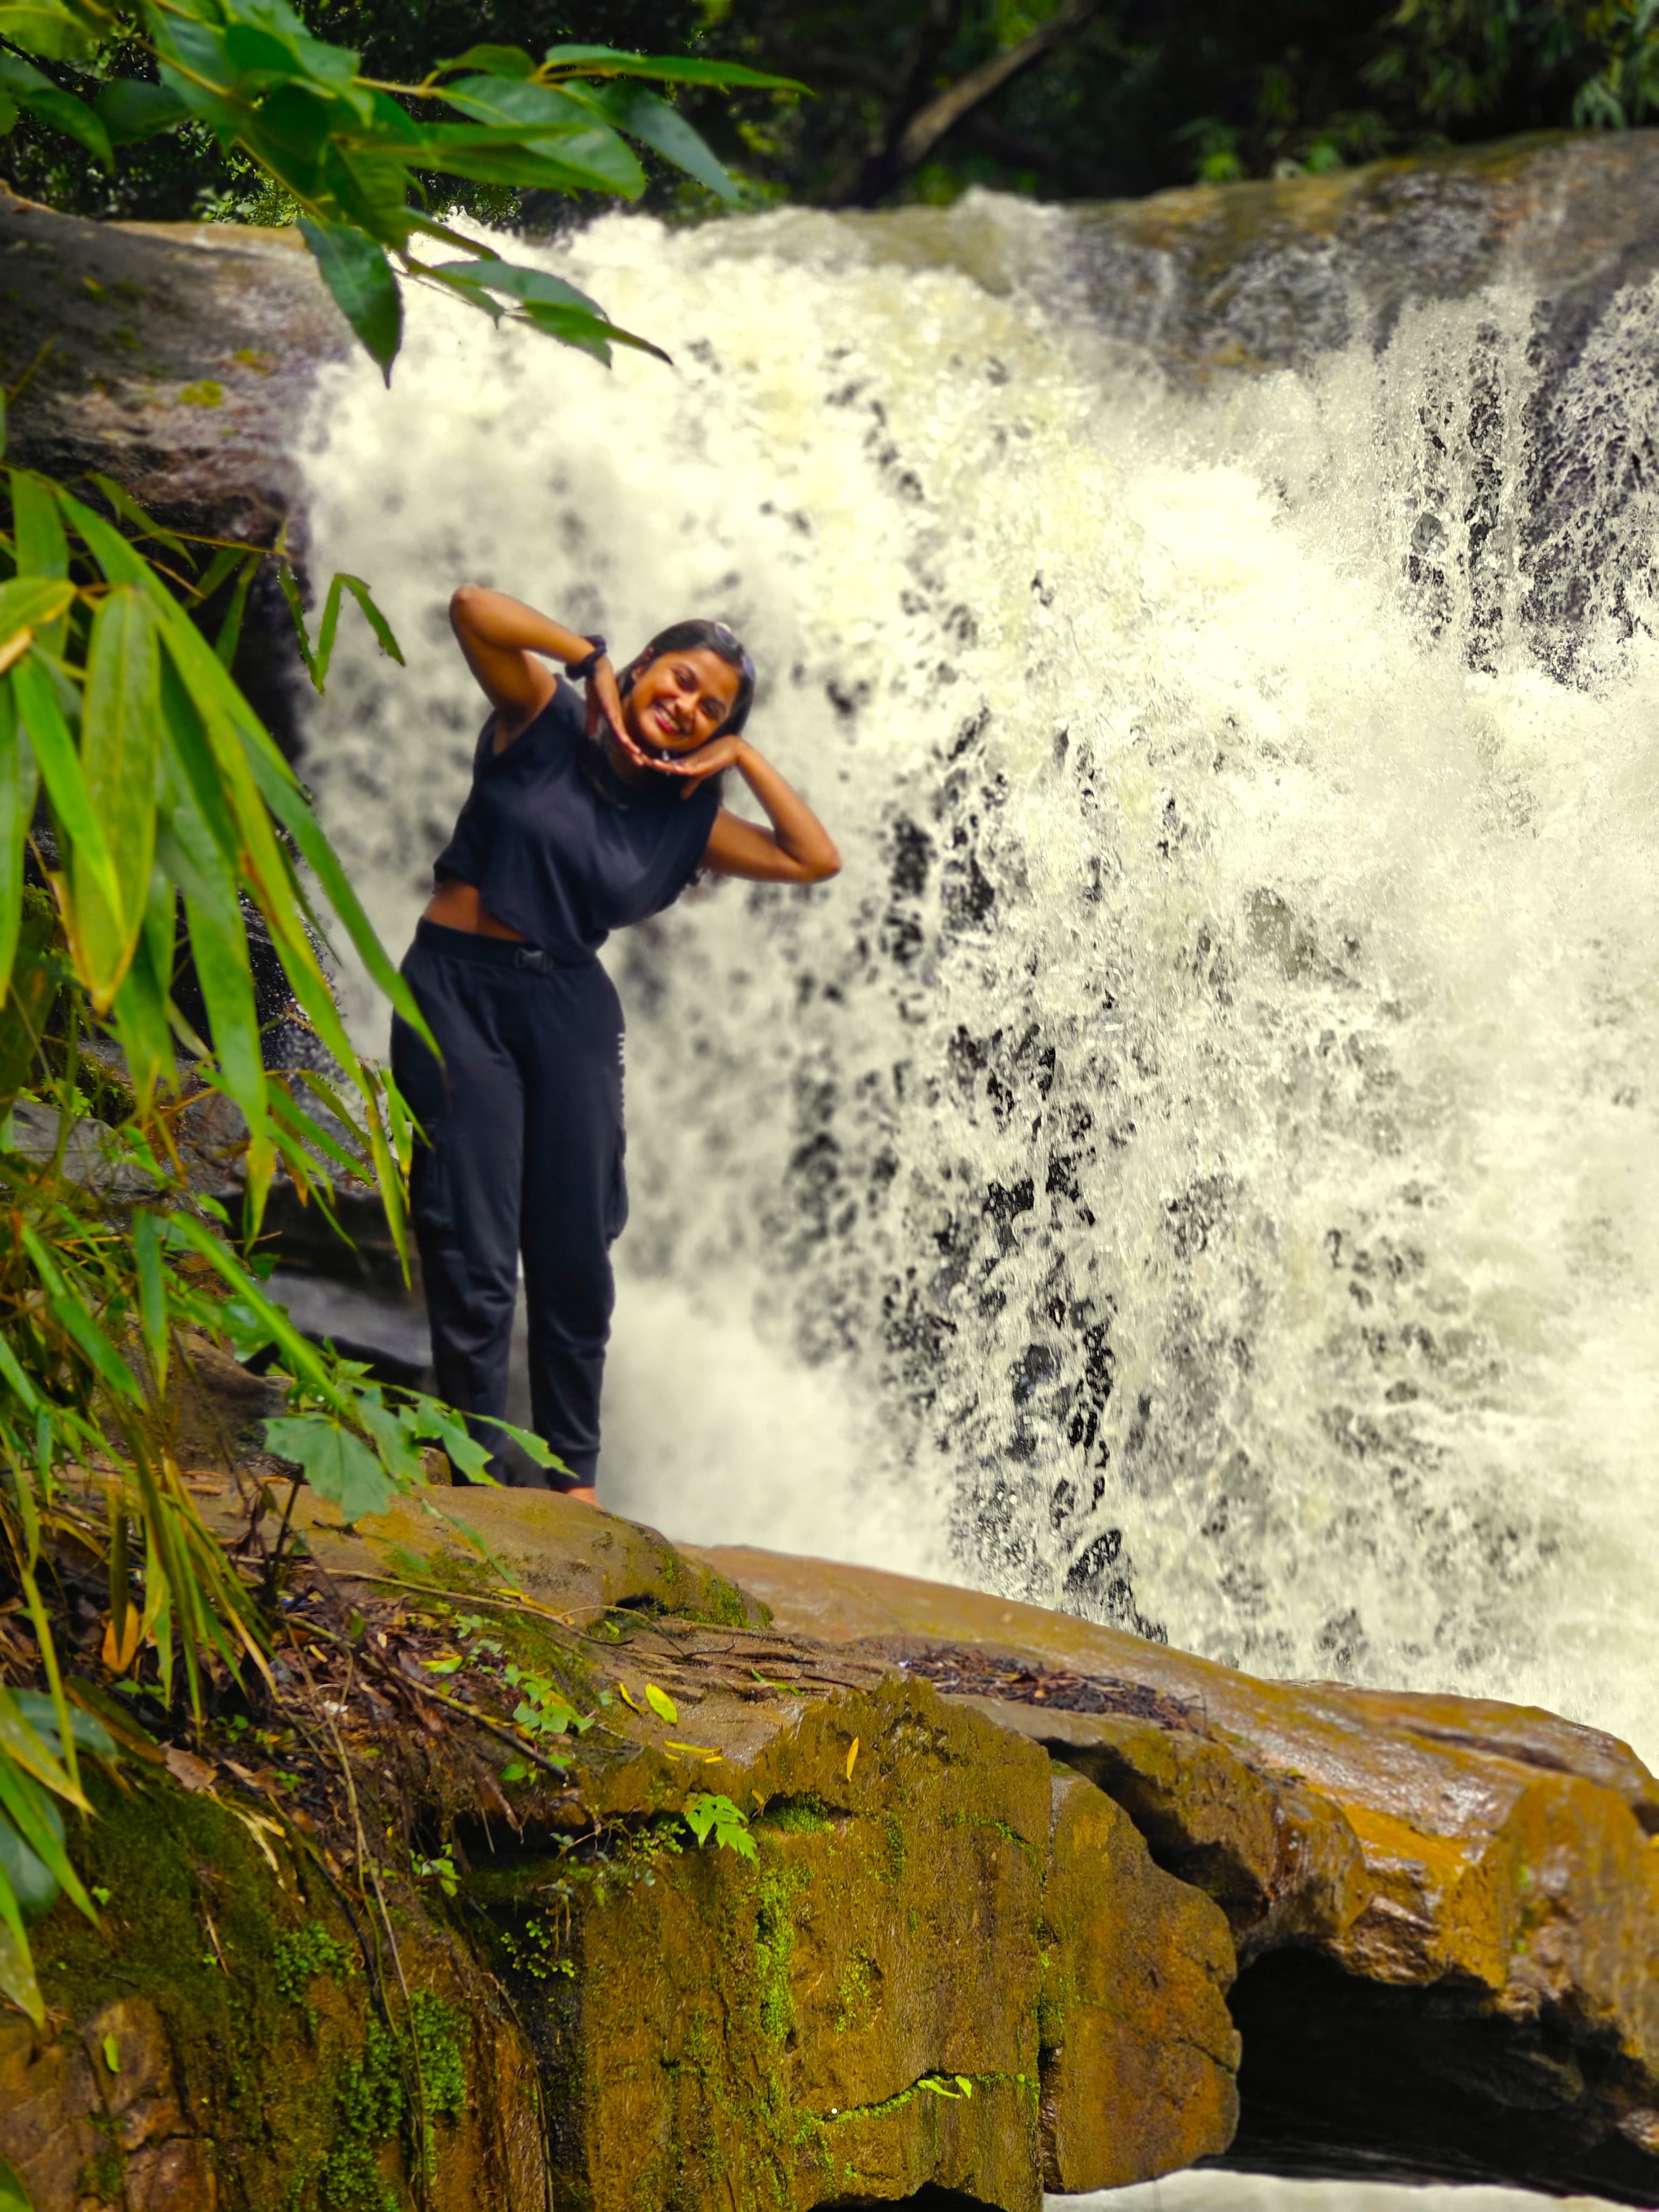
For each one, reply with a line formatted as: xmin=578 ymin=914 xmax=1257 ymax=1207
xmin=0 ymin=1769 xmax=539 ymax=2212
xmin=705 ymin=1540 xmax=1659 ymax=2200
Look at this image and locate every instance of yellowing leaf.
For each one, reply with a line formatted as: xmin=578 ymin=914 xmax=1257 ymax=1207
xmin=102 ymin=2032 xmax=119 ymax=2074
xmin=99 ymin=1609 xmax=141 ymax=1675
xmin=845 ymin=1736 xmax=859 ymax=1781
xmin=644 ymin=1683 xmax=677 ymax=1724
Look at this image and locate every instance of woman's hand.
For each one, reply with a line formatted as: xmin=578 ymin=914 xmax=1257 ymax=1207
xmin=649 ymin=732 xmax=750 ymax=797
xmin=583 ymin=658 xmax=646 ymax=763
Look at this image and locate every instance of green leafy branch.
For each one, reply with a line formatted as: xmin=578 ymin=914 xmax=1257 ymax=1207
xmin=0 ymin=0 xmax=803 ymax=379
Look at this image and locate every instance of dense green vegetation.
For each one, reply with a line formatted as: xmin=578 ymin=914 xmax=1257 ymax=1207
xmin=4 ymin=0 xmax=1658 ymax=225
xmin=0 ymin=0 xmax=781 ymax=2042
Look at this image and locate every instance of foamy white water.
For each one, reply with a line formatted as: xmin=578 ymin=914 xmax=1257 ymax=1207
xmin=1062 ymin=2179 xmax=1622 ymax=2211
xmin=298 ymin=194 xmax=1659 ymax=1766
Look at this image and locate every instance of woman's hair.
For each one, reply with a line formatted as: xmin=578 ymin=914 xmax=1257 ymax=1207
xmin=619 ymin=618 xmax=757 ymax=739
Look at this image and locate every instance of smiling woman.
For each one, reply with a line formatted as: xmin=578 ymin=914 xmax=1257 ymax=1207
xmin=391 ymin=585 xmax=839 ymax=1505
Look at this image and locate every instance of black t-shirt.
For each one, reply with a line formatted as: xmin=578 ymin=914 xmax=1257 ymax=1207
xmin=433 ymin=680 xmax=720 ymax=960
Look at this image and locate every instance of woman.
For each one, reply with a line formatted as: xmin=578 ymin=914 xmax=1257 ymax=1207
xmin=391 ymin=586 xmax=841 ymax=1506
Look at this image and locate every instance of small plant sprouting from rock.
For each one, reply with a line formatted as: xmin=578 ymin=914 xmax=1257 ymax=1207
xmin=410 ymin=1846 xmax=458 ymax=1900
xmin=273 ymin=1923 xmax=356 ymax=2007
xmin=505 ymin=1667 xmax=591 ymax=1749
xmin=683 ymin=1793 xmax=757 ymax=1862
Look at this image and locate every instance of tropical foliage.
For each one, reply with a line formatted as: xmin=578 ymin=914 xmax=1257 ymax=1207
xmin=0 ymin=0 xmax=788 ymax=2034
xmin=5 ymin=0 xmax=1656 ymax=218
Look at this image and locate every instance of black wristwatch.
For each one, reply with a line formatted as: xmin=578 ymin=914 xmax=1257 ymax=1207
xmin=564 ymin=635 xmax=608 ymax=682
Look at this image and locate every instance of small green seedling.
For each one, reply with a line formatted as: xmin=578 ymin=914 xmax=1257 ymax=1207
xmin=683 ymin=1793 xmax=757 ymax=1862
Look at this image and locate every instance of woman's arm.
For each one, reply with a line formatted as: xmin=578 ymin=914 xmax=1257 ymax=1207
xmin=663 ymin=739 xmax=840 ymax=883
xmin=449 ymin=586 xmax=612 ymax=748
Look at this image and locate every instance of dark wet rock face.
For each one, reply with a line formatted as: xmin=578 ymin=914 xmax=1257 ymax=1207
xmin=0 ymin=188 xmax=346 ymax=753
xmin=1057 ymin=132 xmax=1659 ymax=379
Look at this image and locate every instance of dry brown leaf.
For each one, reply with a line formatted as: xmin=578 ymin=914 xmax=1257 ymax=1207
xmin=163 ymin=1746 xmax=217 ymax=1793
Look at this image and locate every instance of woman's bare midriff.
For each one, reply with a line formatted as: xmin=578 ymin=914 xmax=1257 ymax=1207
xmin=422 ymin=879 xmax=530 ymax=941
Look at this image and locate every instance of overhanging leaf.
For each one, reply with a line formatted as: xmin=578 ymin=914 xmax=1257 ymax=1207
xmin=428 ymin=256 xmax=603 ymax=318
xmin=262 ymin=1415 xmax=392 ymax=1523
xmin=568 ymin=82 xmax=737 ymax=201
xmin=0 ymin=2 xmax=98 ymax=63
xmin=298 ymin=218 xmax=401 ymax=383
xmin=433 ymin=43 xmax=535 ymax=77
xmin=542 ymin=46 xmax=808 ymax=91
xmin=96 ymin=78 xmax=191 ymax=144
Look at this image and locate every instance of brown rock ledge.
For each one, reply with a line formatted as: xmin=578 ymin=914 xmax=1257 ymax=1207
xmin=700 ymin=1542 xmax=1659 ymax=2200
xmin=4 ymin=1485 xmax=1655 ymax=2210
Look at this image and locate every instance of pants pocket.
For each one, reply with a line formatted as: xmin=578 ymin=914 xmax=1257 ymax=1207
xmin=604 ymin=1132 xmax=629 ymax=1244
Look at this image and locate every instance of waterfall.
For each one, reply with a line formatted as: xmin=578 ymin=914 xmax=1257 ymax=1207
xmin=297 ymin=193 xmax=1659 ymax=1766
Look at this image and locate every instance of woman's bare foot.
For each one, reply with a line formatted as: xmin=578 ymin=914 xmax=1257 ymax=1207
xmin=563 ymin=1484 xmax=601 ymax=1508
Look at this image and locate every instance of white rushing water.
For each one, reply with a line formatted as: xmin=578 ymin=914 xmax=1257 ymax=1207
xmin=298 ymin=193 xmax=1659 ymax=1771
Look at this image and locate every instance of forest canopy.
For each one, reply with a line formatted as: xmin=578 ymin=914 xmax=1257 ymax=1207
xmin=3 ymin=0 xmax=1658 ymax=224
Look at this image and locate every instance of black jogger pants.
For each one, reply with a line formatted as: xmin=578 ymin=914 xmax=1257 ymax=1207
xmin=390 ymin=920 xmax=628 ymax=1485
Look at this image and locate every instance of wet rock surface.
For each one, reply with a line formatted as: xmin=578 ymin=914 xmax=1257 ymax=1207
xmin=0 ymin=186 xmax=345 ymax=753
xmin=704 ymin=1542 xmax=1659 ymax=2201
xmin=9 ymin=1451 xmax=1656 ymax=2211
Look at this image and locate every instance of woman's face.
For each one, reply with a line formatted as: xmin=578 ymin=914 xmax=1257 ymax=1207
xmin=624 ymin=646 xmax=742 ymax=754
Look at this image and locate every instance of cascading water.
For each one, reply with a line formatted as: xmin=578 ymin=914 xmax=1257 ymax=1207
xmin=296 ymin=193 xmax=1659 ymax=1770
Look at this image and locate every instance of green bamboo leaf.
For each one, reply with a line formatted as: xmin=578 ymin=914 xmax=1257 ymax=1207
xmin=235 ymin=743 xmax=431 ymax=1049
xmin=181 ymin=893 xmax=266 ymax=1172
xmin=335 ymin=576 xmax=403 ymax=667
xmin=50 ymin=485 xmax=147 ymax=586
xmin=0 ymin=1853 xmax=43 ymax=2028
xmin=567 ymin=82 xmax=737 ymax=201
xmin=192 ymin=544 xmax=246 ymax=605
xmin=131 ymin=1208 xmax=168 ymax=1394
xmin=275 ymin=564 xmax=320 ymax=688
xmin=161 ymin=1214 xmax=353 ymax=1414
xmin=542 ymin=46 xmax=808 ymax=91
xmin=151 ymin=604 xmax=363 ymax=1081
xmin=266 ymin=1077 xmax=364 ymax=1183
xmin=0 ymin=1339 xmax=41 ymax=1412
xmin=298 ymin=218 xmax=401 ymax=384
xmin=0 ymin=680 xmax=37 ymax=1008
xmin=147 ymin=581 xmax=431 ymax=1056
xmin=0 ymin=575 xmax=75 ymax=636
xmin=212 ymin=554 xmax=258 ymax=667
xmin=262 ymin=1414 xmax=392 ymax=1523
xmin=82 ymin=586 xmax=159 ymax=996
xmin=11 ymin=657 xmax=126 ymax=951
xmin=10 ymin=472 xmax=68 ymax=579
xmin=87 ymin=473 xmax=187 ymax=561
xmin=644 ymin=1683 xmax=678 ymax=1723
xmin=0 ymin=1765 xmax=90 ymax=1917
xmin=0 ymin=1681 xmax=79 ymax=1804
xmin=352 ymin=1074 xmax=410 ymax=1280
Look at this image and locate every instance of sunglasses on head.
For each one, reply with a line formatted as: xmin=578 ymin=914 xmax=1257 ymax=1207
xmin=710 ymin=622 xmax=756 ymax=683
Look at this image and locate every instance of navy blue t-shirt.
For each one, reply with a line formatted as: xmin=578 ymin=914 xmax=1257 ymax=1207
xmin=433 ymin=680 xmax=720 ymax=960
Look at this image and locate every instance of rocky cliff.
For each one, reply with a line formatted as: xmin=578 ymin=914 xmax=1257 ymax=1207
xmin=6 ymin=1446 xmax=1656 ymax=2212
